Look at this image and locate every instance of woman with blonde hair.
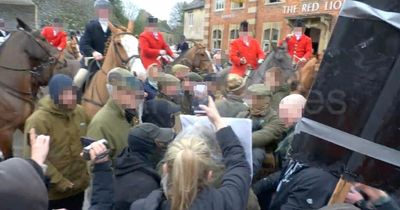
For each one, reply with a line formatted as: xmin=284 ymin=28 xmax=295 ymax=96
xmin=131 ymin=96 xmax=251 ymax=210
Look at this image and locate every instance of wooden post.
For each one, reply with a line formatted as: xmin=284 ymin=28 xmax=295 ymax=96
xmin=328 ymin=176 xmax=352 ymax=205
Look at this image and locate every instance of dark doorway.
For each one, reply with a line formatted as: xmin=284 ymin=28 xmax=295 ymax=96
xmin=304 ymin=27 xmax=321 ymax=55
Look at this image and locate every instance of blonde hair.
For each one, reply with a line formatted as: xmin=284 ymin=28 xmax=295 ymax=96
xmin=164 ymin=136 xmax=214 ymax=210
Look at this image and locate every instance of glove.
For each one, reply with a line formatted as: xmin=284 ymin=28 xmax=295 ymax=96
xmin=172 ymin=53 xmax=179 ymax=59
xmin=159 ymin=50 xmax=167 ymax=56
xmin=240 ymin=57 xmax=247 ymax=65
xmin=286 ymin=33 xmax=294 ymax=39
xmin=56 ymin=178 xmax=74 ymax=192
xmin=299 ymin=57 xmax=307 ymax=62
xmin=257 ymin=59 xmax=264 ymax=64
xmin=92 ymin=51 xmax=104 ymax=61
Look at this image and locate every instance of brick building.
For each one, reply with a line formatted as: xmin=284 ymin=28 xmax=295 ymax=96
xmin=201 ymin=0 xmax=344 ymax=56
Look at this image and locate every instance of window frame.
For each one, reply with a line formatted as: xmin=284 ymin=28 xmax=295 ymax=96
xmin=215 ymin=0 xmax=225 ymax=11
xmin=212 ymin=29 xmax=223 ymax=49
xmin=231 ymin=1 xmax=245 ymax=10
xmin=262 ymin=23 xmax=281 ymax=52
xmin=265 ymin=0 xmax=283 ymax=5
xmin=188 ymin=12 xmax=194 ymax=27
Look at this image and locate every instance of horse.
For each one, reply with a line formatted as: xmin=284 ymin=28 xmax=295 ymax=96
xmin=296 ymin=53 xmax=323 ymax=97
xmin=82 ymin=21 xmax=142 ymax=118
xmin=164 ymin=42 xmax=216 ymax=76
xmin=246 ymin=43 xmax=295 ymax=87
xmin=0 ymin=18 xmax=65 ymax=159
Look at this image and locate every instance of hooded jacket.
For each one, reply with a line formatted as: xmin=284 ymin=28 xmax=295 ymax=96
xmin=114 ymin=147 xmax=161 ymax=210
xmin=23 ymin=96 xmax=90 ymax=200
xmin=0 ymin=158 xmax=48 ymax=210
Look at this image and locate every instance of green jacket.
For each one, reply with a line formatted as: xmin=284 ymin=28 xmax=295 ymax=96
xmin=87 ymin=99 xmax=134 ymax=162
xmin=237 ymin=108 xmax=285 ymax=151
xmin=216 ymin=95 xmax=248 ymax=118
xmin=23 ymin=96 xmax=90 ymax=200
xmin=271 ymin=84 xmax=290 ymax=112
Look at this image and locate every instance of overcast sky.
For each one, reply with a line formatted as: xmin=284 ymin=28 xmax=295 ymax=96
xmin=123 ymin=0 xmax=190 ymax=21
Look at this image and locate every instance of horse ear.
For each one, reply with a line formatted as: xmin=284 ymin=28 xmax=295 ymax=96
xmin=108 ymin=22 xmax=117 ymax=34
xmin=16 ymin=18 xmax=32 ymax=32
xmin=127 ymin=20 xmax=134 ymax=33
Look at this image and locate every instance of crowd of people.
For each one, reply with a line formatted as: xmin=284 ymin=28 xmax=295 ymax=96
xmin=0 ymin=0 xmax=399 ymax=210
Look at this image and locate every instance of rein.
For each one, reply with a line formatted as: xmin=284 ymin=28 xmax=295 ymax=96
xmin=112 ymin=32 xmax=140 ymax=68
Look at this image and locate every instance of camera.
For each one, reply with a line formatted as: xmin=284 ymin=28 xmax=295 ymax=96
xmin=80 ymin=137 xmax=109 ymax=161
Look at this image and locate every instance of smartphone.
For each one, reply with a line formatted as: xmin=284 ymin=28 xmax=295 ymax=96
xmin=192 ymin=83 xmax=209 ymax=114
xmin=80 ymin=136 xmax=97 ymax=148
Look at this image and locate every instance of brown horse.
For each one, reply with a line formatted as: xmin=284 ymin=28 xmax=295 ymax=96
xmin=0 ymin=19 xmax=64 ymax=159
xmin=296 ymin=53 xmax=323 ymax=97
xmin=82 ymin=21 xmax=139 ymax=118
xmin=165 ymin=42 xmax=216 ymax=76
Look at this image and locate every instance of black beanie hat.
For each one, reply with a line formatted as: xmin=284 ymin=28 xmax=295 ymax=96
xmin=48 ymin=74 xmax=74 ymax=104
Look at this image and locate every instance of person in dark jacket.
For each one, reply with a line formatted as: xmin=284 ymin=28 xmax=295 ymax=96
xmin=88 ymin=97 xmax=251 ymax=210
xmin=143 ymin=63 xmax=160 ymax=101
xmin=176 ymin=35 xmax=189 ymax=54
xmin=79 ymin=0 xmax=112 ymax=61
xmin=142 ymin=98 xmax=181 ymax=128
xmin=0 ymin=128 xmax=50 ymax=210
xmin=267 ymin=160 xmax=339 ymax=210
xmin=114 ymin=123 xmax=175 ymax=210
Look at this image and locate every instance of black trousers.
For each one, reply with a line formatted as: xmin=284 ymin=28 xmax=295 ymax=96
xmin=48 ymin=192 xmax=84 ymax=210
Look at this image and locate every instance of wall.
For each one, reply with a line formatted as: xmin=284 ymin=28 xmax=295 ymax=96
xmin=184 ymin=8 xmax=205 ymax=42
xmin=0 ymin=3 xmax=37 ymax=30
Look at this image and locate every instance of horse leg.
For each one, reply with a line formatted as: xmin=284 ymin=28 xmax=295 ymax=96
xmin=0 ymin=128 xmax=15 ymax=159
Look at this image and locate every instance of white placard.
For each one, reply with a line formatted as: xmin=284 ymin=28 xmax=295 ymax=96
xmin=180 ymin=115 xmax=253 ymax=175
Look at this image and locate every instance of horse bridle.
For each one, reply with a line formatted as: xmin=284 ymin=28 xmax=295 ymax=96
xmin=112 ymin=32 xmax=140 ymax=68
xmin=0 ymin=30 xmax=64 ymax=78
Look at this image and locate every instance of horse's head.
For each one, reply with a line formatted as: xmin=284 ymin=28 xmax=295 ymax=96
xmin=187 ymin=42 xmax=216 ymax=75
xmin=15 ymin=18 xmax=62 ymax=86
xmin=107 ymin=21 xmax=140 ymax=69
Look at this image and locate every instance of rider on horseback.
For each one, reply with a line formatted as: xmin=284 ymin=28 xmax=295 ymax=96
xmin=139 ymin=16 xmax=178 ymax=70
xmin=41 ymin=18 xmax=67 ymax=51
xmin=79 ymin=0 xmax=112 ymax=68
xmin=229 ymin=21 xmax=265 ymax=77
xmin=281 ymin=19 xmax=313 ymax=67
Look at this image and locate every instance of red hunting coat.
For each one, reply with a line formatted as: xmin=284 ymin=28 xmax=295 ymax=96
xmin=283 ymin=35 xmax=313 ymax=63
xmin=41 ymin=26 xmax=67 ymax=50
xmin=139 ymin=31 xmax=174 ymax=69
xmin=229 ymin=38 xmax=265 ymax=77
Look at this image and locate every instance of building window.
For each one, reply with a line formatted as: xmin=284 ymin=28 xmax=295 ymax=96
xmin=262 ymin=27 xmax=280 ymax=51
xmin=230 ymin=29 xmax=239 ymax=40
xmin=188 ymin=12 xmax=194 ymax=27
xmin=215 ymin=0 xmax=225 ymax=11
xmin=212 ymin=29 xmax=222 ymax=49
xmin=266 ymin=0 xmax=281 ymax=4
xmin=231 ymin=1 xmax=244 ymax=9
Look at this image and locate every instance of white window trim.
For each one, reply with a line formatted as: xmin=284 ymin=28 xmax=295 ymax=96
xmin=262 ymin=22 xmax=281 ymax=52
xmin=231 ymin=1 xmax=245 ymax=10
xmin=188 ymin=12 xmax=194 ymax=27
xmin=212 ymin=28 xmax=223 ymax=49
xmin=215 ymin=0 xmax=225 ymax=11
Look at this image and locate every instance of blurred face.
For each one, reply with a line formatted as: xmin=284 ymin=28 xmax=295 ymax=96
xmin=146 ymin=26 xmax=158 ymax=33
xmin=163 ymin=84 xmax=180 ymax=97
xmin=279 ymin=103 xmax=304 ymax=128
xmin=175 ymin=70 xmax=189 ymax=80
xmin=113 ymin=87 xmax=144 ymax=109
xmin=148 ymin=65 xmax=160 ymax=79
xmin=293 ymin=27 xmax=303 ymax=37
xmin=54 ymin=25 xmax=64 ymax=33
xmin=239 ymin=31 xmax=249 ymax=39
xmin=264 ymin=71 xmax=282 ymax=91
xmin=58 ymin=88 xmax=77 ymax=110
xmin=97 ymin=8 xmax=110 ymax=19
xmin=244 ymin=95 xmax=270 ymax=109
xmin=206 ymin=81 xmax=217 ymax=92
xmin=183 ymin=80 xmax=196 ymax=93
